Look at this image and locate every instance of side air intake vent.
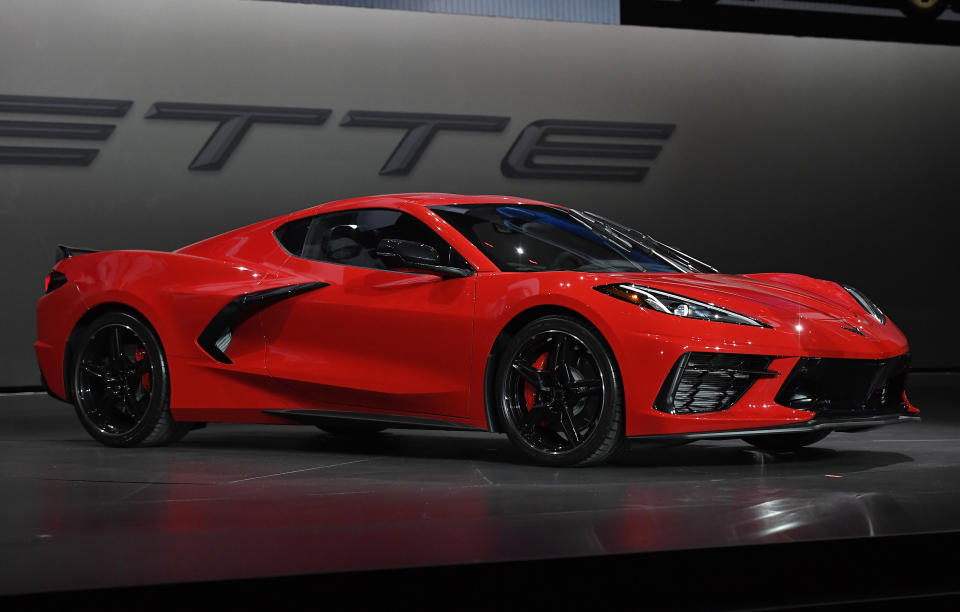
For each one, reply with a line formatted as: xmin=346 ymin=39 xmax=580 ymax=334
xmin=655 ymin=352 xmax=777 ymax=415
xmin=198 ymin=281 xmax=328 ymax=364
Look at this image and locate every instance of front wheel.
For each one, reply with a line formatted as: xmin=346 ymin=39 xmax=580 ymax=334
xmin=493 ymin=315 xmax=624 ymax=467
xmin=71 ymin=311 xmax=191 ymax=447
xmin=742 ymin=431 xmax=830 ymax=453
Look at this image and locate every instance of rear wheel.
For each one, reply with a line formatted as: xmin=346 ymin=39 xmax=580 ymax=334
xmin=71 ymin=311 xmax=191 ymax=447
xmin=494 ymin=315 xmax=624 ymax=467
xmin=742 ymin=431 xmax=830 ymax=452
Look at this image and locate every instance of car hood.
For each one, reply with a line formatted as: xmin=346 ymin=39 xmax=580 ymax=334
xmin=596 ymin=272 xmax=876 ymax=330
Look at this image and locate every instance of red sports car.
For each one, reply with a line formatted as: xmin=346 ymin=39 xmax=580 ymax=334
xmin=35 ymin=193 xmax=917 ymax=466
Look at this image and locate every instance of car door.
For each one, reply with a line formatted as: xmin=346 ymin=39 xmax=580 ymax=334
xmin=261 ymin=207 xmax=476 ymax=419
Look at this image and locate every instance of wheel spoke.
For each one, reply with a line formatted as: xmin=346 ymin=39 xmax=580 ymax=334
xmin=521 ymin=402 xmax=549 ymax=433
xmin=127 ymin=359 xmax=149 ymax=377
xmin=109 ymin=327 xmax=124 ymax=363
xmin=123 ymin=385 xmax=143 ymax=416
xmin=104 ymin=394 xmax=127 ymax=423
xmin=511 ymin=362 xmax=545 ymax=390
xmin=549 ymin=334 xmax=572 ymax=380
xmin=80 ymin=362 xmax=108 ymax=380
xmin=557 ymin=404 xmax=582 ymax=444
xmin=566 ymin=378 xmax=602 ymax=398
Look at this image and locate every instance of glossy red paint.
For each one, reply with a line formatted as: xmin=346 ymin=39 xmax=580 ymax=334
xmin=35 ymin=193 xmax=914 ymax=438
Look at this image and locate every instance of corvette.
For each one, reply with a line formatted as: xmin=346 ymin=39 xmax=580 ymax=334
xmin=35 ymin=193 xmax=917 ymax=466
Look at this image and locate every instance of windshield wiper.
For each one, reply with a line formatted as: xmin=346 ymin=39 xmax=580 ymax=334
xmin=574 ymin=210 xmax=690 ymax=273
xmin=579 ymin=210 xmax=718 ymax=274
xmin=565 ymin=210 xmax=647 ymax=272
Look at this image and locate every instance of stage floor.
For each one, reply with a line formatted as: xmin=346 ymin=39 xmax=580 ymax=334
xmin=1 ymin=388 xmax=959 ymax=596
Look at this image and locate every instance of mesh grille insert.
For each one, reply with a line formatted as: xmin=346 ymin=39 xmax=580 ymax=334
xmin=655 ymin=352 xmax=776 ymax=415
xmin=775 ymin=354 xmax=910 ymax=418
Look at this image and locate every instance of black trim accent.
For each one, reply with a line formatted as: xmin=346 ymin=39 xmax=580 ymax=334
xmin=56 ymin=245 xmax=100 ymax=262
xmin=264 ymin=409 xmax=486 ymax=432
xmin=0 ymin=385 xmax=45 ymax=394
xmin=45 ymin=270 xmax=67 ymax=293
xmin=197 ymin=282 xmax=328 ymax=364
xmin=627 ymin=414 xmax=919 ymax=445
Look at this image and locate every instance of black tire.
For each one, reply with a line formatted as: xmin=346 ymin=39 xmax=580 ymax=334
xmin=70 ymin=311 xmax=191 ymax=447
xmin=899 ymin=0 xmax=948 ymax=19
xmin=742 ymin=431 xmax=830 ymax=453
xmin=493 ymin=315 xmax=624 ymax=467
xmin=681 ymin=0 xmax=720 ymax=6
xmin=316 ymin=424 xmax=388 ymax=436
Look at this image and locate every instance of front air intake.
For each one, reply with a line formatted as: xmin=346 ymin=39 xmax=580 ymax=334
xmin=655 ymin=352 xmax=777 ymax=415
xmin=775 ymin=354 xmax=910 ymax=418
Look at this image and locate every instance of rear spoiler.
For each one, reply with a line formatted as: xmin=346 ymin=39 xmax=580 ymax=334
xmin=55 ymin=244 xmax=100 ymax=263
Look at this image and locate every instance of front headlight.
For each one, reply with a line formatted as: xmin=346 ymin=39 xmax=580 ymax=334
xmin=595 ymin=283 xmax=770 ymax=327
xmin=841 ymin=284 xmax=886 ymax=325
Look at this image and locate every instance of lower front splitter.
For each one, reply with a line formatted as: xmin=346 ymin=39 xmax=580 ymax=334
xmin=627 ymin=414 xmax=919 ymax=445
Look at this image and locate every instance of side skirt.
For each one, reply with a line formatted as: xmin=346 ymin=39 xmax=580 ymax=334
xmin=263 ymin=409 xmax=488 ymax=432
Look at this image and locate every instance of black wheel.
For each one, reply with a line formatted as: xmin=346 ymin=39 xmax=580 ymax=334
xmin=681 ymin=0 xmax=720 ymax=6
xmin=316 ymin=424 xmax=387 ymax=436
xmin=899 ymin=0 xmax=948 ymax=19
xmin=494 ymin=315 xmax=624 ymax=467
xmin=71 ymin=311 xmax=191 ymax=447
xmin=742 ymin=431 xmax=830 ymax=453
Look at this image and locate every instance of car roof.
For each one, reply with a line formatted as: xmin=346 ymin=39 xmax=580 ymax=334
xmin=290 ymin=193 xmax=565 ymax=219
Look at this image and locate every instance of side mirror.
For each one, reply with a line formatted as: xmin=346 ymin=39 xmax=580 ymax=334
xmin=376 ymin=239 xmax=472 ymax=278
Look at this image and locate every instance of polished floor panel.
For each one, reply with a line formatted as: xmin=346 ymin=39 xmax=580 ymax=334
xmin=2 ymin=390 xmax=960 ymax=596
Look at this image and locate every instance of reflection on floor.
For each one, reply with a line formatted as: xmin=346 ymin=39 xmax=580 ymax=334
xmin=1 ymin=391 xmax=959 ymax=596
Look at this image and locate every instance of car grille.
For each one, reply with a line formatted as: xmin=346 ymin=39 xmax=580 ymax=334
xmin=775 ymin=354 xmax=910 ymax=418
xmin=655 ymin=352 xmax=777 ymax=415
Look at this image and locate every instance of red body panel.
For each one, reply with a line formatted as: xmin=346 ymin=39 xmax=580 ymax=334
xmin=35 ymin=193 xmax=915 ymax=435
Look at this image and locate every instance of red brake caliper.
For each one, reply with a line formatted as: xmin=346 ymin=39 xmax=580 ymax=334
xmin=135 ymin=347 xmax=151 ymax=391
xmin=524 ymin=352 xmax=550 ymax=411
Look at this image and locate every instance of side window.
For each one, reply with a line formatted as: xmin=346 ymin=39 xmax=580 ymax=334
xmin=276 ymin=208 xmax=470 ymax=272
xmin=275 ymin=216 xmax=311 ymax=255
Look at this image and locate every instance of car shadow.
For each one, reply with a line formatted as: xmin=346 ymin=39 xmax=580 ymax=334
xmin=175 ymin=426 xmax=916 ymax=476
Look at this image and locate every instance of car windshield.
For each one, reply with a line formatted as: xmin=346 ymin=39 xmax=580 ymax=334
xmin=430 ymin=203 xmax=717 ymax=274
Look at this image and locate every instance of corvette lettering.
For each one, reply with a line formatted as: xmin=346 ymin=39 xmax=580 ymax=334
xmin=502 ymin=119 xmax=674 ymax=181
xmin=340 ymin=110 xmax=510 ymax=176
xmin=0 ymin=94 xmax=674 ymax=181
xmin=144 ymin=102 xmax=331 ymax=171
xmin=0 ymin=94 xmax=131 ymax=166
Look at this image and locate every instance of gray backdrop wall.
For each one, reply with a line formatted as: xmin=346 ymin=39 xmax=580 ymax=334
xmin=1 ymin=0 xmax=956 ymax=387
